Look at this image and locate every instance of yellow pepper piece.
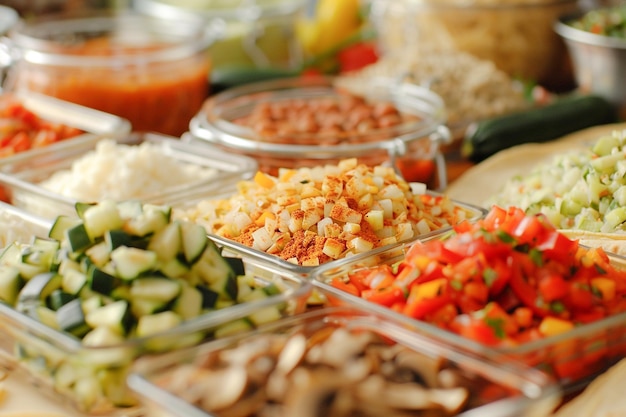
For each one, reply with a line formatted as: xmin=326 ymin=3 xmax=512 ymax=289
xmin=413 ymin=278 xmax=448 ymax=301
xmin=254 ymin=171 xmax=275 ymax=188
xmin=255 ymin=211 xmax=276 ymax=227
xmin=296 ymin=0 xmax=362 ymax=56
xmin=591 ymin=277 xmax=616 ymax=301
xmin=539 ymin=316 xmax=574 ymax=337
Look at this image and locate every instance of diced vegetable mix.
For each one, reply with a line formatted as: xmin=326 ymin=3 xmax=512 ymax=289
xmin=570 ymin=5 xmax=626 ymax=38
xmin=488 ymin=130 xmax=626 ymax=233
xmin=327 ymin=205 xmax=626 ymax=379
xmin=0 ymin=94 xmax=83 ymax=157
xmin=0 ymin=200 xmax=299 ymax=412
xmin=177 ymin=158 xmax=476 ymax=266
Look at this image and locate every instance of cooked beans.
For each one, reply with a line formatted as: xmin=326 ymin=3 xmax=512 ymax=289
xmin=232 ymin=91 xmax=420 ymax=145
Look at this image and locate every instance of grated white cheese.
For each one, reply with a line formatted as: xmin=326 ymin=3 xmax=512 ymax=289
xmin=39 ymin=139 xmax=218 ymax=202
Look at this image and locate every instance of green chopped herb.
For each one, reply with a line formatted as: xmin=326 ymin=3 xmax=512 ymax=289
xmin=485 ymin=317 xmax=506 ymax=339
xmin=496 ymin=230 xmax=516 ymax=244
xmin=550 ymin=301 xmax=566 ymax=314
xmin=450 ymin=280 xmax=463 ymax=291
xmin=483 ymin=268 xmax=498 ymax=287
xmin=529 ymin=248 xmax=544 ymax=266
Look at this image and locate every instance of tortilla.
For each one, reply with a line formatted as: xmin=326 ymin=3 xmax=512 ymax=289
xmin=559 ymin=229 xmax=626 ymax=257
xmin=446 ymin=123 xmax=626 ymax=207
xmin=553 ymin=358 xmax=626 ymax=417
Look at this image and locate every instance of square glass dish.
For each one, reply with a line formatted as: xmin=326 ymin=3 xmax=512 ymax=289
xmin=0 ymin=250 xmax=311 ymax=415
xmin=175 ymin=183 xmax=487 ymax=277
xmin=9 ymin=90 xmax=132 ymax=138
xmin=0 ymin=91 xmax=131 ymax=160
xmin=0 ymin=131 xmax=259 ymax=219
xmin=311 ymin=240 xmax=626 ymax=389
xmin=127 ymin=305 xmax=561 ymax=417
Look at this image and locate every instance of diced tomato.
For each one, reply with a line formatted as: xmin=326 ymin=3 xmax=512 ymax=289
xmin=0 ymin=94 xmax=83 ymax=157
xmin=451 ymin=316 xmax=501 ymax=346
xmin=335 ymin=204 xmax=626 ymax=379
xmin=337 ymin=41 xmax=379 ymax=73
xmin=362 ymin=286 xmax=405 ymax=307
xmin=538 ymin=271 xmax=570 ymax=302
xmin=330 ymin=277 xmax=360 ymax=297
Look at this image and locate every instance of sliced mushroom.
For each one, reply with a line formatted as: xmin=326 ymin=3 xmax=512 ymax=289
xmin=282 ymin=367 xmax=353 ymax=417
xmin=218 ymin=335 xmax=277 ymax=366
xmin=217 ymin=387 xmax=268 ymax=417
xmin=199 ymin=365 xmax=249 ymax=411
xmin=393 ymin=349 xmax=444 ymax=387
xmin=306 ymin=327 xmax=374 ymax=367
xmin=275 ymin=332 xmax=307 ymax=374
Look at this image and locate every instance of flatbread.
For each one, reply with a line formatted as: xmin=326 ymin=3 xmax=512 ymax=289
xmin=445 ymin=123 xmax=626 ymax=207
xmin=553 ymin=358 xmax=626 ymax=417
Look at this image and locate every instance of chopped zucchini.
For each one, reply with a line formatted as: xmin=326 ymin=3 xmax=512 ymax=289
xmin=180 ymin=222 xmax=208 ymax=264
xmin=56 ymin=298 xmax=91 ymax=338
xmin=213 ymin=318 xmax=253 ymax=338
xmin=16 ymin=272 xmax=62 ymax=313
xmin=87 ymin=266 xmax=119 ymax=295
xmin=110 ymin=247 xmax=157 ymax=280
xmin=66 ymin=223 xmax=92 ymax=254
xmin=172 ymin=284 xmax=203 ymax=320
xmin=130 ymin=297 xmax=169 ymax=318
xmin=130 ymin=277 xmax=181 ymax=303
xmin=47 ymin=289 xmax=76 ymax=311
xmin=82 ymin=200 xmax=124 ymax=240
xmin=0 ymin=265 xmax=23 ymax=305
xmin=62 ymin=268 xmax=87 ymax=295
xmin=123 ymin=208 xmax=169 ymax=237
xmin=148 ymin=221 xmax=182 ymax=262
xmin=48 ymin=215 xmax=81 ymax=242
xmin=136 ymin=311 xmax=182 ymax=338
xmin=85 ymin=300 xmax=132 ymax=336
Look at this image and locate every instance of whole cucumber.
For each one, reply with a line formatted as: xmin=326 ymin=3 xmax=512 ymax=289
xmin=461 ymin=94 xmax=619 ymax=163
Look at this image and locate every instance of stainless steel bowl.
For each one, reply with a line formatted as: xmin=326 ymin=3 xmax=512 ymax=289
xmin=555 ymin=13 xmax=626 ymax=117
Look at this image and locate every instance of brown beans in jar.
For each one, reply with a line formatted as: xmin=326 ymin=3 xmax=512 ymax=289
xmin=231 ymin=91 xmax=421 ymax=145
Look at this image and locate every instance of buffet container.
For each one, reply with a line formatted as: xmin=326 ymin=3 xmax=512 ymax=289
xmin=368 ymin=0 xmax=579 ymax=92
xmin=128 ymin=305 xmax=561 ymax=417
xmin=312 ymin=241 xmax=626 ymax=389
xmin=0 ymin=91 xmax=131 ymax=164
xmin=1 ymin=9 xmax=218 ymax=137
xmin=0 ymin=132 xmax=258 ymax=219
xmin=0 ymin=200 xmax=50 ymax=247
xmin=555 ymin=11 xmax=626 ymax=119
xmin=0 ymin=248 xmax=312 ymax=415
xmin=134 ymin=0 xmax=306 ymax=88
xmin=177 ymin=190 xmax=487 ymax=278
xmin=187 ymin=76 xmax=452 ymax=190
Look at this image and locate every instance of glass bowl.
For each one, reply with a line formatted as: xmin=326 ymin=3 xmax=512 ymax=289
xmin=0 ymin=132 xmax=258 ymax=219
xmin=127 ymin=305 xmax=561 ymax=417
xmin=187 ymin=76 xmax=451 ymax=190
xmin=0 ymin=232 xmax=311 ymax=415
xmin=1 ymin=9 xmax=218 ymax=137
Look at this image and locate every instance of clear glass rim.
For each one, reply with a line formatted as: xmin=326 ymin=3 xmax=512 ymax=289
xmin=7 ymin=10 xmax=219 ymax=66
xmin=192 ymin=76 xmax=448 ymax=156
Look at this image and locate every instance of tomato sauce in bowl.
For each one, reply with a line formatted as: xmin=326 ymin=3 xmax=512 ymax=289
xmin=3 ymin=11 xmax=215 ymax=137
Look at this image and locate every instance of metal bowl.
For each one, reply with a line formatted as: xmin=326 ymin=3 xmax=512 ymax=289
xmin=555 ymin=12 xmax=626 ymax=117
